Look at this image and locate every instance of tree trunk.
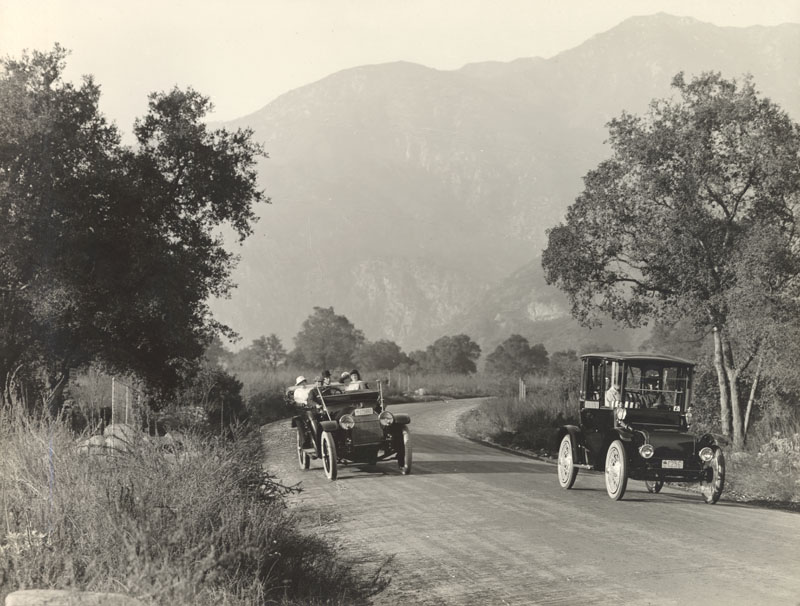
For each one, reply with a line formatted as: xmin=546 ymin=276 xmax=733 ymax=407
xmin=721 ymin=331 xmax=744 ymax=448
xmin=712 ymin=327 xmax=732 ymax=438
xmin=743 ymin=355 xmax=762 ymax=443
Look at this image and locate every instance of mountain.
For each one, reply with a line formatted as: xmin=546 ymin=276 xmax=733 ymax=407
xmin=211 ymin=14 xmax=800 ymax=354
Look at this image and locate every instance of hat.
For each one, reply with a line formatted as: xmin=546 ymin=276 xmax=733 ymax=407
xmin=350 ymin=369 xmax=360 ymax=376
xmin=295 ymin=376 xmax=307 ymax=386
xmin=340 ymin=371 xmax=351 ymax=381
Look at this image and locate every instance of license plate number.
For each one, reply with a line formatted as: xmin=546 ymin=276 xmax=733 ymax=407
xmin=354 ymin=407 xmax=374 ymax=416
xmin=662 ymin=460 xmax=683 ymax=469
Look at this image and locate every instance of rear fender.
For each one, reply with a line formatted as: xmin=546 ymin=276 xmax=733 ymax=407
xmin=556 ymin=425 xmax=583 ymax=464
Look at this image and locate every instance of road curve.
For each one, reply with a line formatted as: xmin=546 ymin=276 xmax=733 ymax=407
xmin=262 ymin=398 xmax=800 ymax=606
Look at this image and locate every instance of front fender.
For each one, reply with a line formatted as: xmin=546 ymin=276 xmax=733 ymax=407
xmin=698 ymin=433 xmax=729 ymax=448
xmin=320 ymin=420 xmax=339 ymax=432
xmin=391 ymin=413 xmax=411 ymax=425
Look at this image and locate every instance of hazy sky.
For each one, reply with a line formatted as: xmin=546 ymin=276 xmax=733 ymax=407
xmin=2 ymin=0 xmax=798 ymax=138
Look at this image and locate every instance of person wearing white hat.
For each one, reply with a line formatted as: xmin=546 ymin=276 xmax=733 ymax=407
xmin=293 ymin=376 xmax=313 ymax=405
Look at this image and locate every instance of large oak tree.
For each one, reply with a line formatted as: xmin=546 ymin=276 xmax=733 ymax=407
xmin=0 ymin=46 xmax=267 ymax=410
xmin=542 ymin=72 xmax=800 ymax=447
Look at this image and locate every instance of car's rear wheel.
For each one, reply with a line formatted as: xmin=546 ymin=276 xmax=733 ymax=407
xmin=296 ymin=427 xmax=310 ymax=470
xmin=557 ymin=434 xmax=578 ymax=489
xmin=321 ymin=432 xmax=338 ymax=481
xmin=397 ymin=427 xmax=412 ymax=475
xmin=645 ymin=479 xmax=663 ymax=493
xmin=700 ymin=447 xmax=725 ymax=504
xmin=605 ymin=440 xmax=628 ymax=501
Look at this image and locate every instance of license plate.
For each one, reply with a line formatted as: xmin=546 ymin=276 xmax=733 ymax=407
xmin=354 ymin=407 xmax=374 ymax=416
xmin=662 ymin=460 xmax=683 ymax=469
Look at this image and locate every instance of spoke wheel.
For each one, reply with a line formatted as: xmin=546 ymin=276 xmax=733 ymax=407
xmin=321 ymin=432 xmax=338 ymax=481
xmin=605 ymin=440 xmax=628 ymax=501
xmin=645 ymin=479 xmax=663 ymax=494
xmin=296 ymin=427 xmax=310 ymax=470
xmin=397 ymin=427 xmax=412 ymax=475
xmin=700 ymin=447 xmax=725 ymax=504
xmin=557 ymin=434 xmax=578 ymax=489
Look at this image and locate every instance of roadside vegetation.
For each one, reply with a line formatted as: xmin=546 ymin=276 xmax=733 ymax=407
xmin=0 ymin=407 xmax=386 ymax=605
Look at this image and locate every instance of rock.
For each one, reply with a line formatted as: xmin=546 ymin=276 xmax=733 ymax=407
xmin=5 ymin=589 xmax=144 ymax=606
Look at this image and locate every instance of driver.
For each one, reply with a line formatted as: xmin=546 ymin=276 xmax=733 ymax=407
xmin=604 ymin=376 xmax=621 ymax=408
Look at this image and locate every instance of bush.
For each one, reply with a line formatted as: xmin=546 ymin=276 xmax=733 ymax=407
xmin=456 ymin=376 xmax=579 ymax=453
xmin=0 ymin=411 xmax=384 ymax=605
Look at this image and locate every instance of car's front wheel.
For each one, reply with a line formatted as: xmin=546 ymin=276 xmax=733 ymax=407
xmin=557 ymin=434 xmax=578 ymax=489
xmin=397 ymin=427 xmax=412 ymax=475
xmin=605 ymin=440 xmax=628 ymax=501
xmin=645 ymin=479 xmax=663 ymax=493
xmin=321 ymin=432 xmax=338 ymax=481
xmin=296 ymin=427 xmax=310 ymax=470
xmin=700 ymin=447 xmax=725 ymax=504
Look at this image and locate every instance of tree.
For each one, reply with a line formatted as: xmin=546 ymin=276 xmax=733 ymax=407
xmin=293 ymin=307 xmax=365 ymax=369
xmin=419 ymin=335 xmax=481 ymax=374
xmin=542 ymin=72 xmax=800 ymax=447
xmin=353 ymin=339 xmax=408 ymax=371
xmin=485 ymin=335 xmax=549 ymax=378
xmin=251 ymin=334 xmax=287 ymax=370
xmin=0 ymin=46 xmax=267 ymax=410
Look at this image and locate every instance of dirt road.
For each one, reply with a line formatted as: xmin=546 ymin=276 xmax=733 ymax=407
xmin=262 ymin=398 xmax=800 ymax=605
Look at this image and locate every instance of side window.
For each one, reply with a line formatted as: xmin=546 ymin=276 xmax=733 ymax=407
xmin=583 ymin=360 xmax=603 ymax=402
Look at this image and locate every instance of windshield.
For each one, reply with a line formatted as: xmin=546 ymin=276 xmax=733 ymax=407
xmin=621 ymin=362 xmax=692 ymax=410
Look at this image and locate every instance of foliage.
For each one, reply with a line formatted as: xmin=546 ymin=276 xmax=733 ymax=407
xmin=0 ymin=413 xmax=384 ymax=605
xmin=292 ymin=307 xmax=365 ymax=369
xmin=412 ymin=334 xmax=481 ymax=375
xmin=0 ymin=46 xmax=267 ymax=411
xmin=542 ymin=72 xmax=800 ymax=446
xmin=173 ymin=366 xmax=247 ymax=429
xmin=353 ymin=339 xmax=408 ymax=371
xmin=485 ymin=335 xmax=548 ymax=378
xmin=229 ymin=334 xmax=287 ymax=372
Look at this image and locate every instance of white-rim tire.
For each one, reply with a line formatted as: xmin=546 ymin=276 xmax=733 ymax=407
xmin=557 ymin=434 xmax=578 ymax=489
xmin=398 ymin=427 xmax=412 ymax=475
xmin=605 ymin=440 xmax=628 ymax=501
xmin=321 ymin=432 xmax=338 ymax=481
xmin=297 ymin=428 xmax=310 ymax=470
xmin=701 ymin=447 xmax=725 ymax=504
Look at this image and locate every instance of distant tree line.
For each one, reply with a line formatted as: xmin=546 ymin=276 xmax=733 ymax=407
xmin=216 ymin=305 xmax=562 ymax=382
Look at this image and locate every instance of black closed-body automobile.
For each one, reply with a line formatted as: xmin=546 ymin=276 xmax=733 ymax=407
xmin=556 ymin=352 xmax=725 ymax=503
xmin=290 ymin=384 xmax=411 ymax=481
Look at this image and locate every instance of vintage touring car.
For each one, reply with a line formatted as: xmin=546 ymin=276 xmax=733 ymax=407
xmin=556 ymin=352 xmax=725 ymax=503
xmin=290 ymin=383 xmax=411 ymax=481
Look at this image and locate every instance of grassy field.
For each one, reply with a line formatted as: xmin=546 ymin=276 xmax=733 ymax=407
xmin=0 ymin=407 xmax=387 ymax=605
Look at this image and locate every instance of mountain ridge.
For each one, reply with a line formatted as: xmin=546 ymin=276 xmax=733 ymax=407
xmin=212 ymin=14 xmax=800 ymax=355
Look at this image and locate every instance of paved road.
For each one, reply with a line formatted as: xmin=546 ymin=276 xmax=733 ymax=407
xmin=262 ymin=398 xmax=800 ymax=606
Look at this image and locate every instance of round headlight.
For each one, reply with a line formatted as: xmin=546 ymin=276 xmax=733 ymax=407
xmin=615 ymin=408 xmax=627 ymax=421
xmin=699 ymin=446 xmax=714 ymax=462
xmin=378 ymin=411 xmax=394 ymax=427
xmin=339 ymin=414 xmax=355 ymax=430
xmin=639 ymin=443 xmax=655 ymax=459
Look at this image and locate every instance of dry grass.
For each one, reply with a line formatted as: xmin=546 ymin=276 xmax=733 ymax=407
xmin=456 ymin=376 xmax=579 ymax=452
xmin=0 ymin=409 xmax=386 ymax=605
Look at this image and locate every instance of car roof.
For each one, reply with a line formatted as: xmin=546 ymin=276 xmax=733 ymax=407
xmin=581 ymin=351 xmax=695 ymax=366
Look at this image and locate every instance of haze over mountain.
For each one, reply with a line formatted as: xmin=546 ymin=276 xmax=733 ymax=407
xmin=212 ymin=13 xmax=800 ymax=356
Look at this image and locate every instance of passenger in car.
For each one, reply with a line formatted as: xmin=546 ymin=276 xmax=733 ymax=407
xmin=345 ymin=369 xmax=369 ymax=391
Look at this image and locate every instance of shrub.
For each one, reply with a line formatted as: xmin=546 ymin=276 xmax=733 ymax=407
xmin=0 ymin=412 xmax=384 ymax=605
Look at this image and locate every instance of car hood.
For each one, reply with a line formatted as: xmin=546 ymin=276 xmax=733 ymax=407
xmin=640 ymin=429 xmax=697 ymax=459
